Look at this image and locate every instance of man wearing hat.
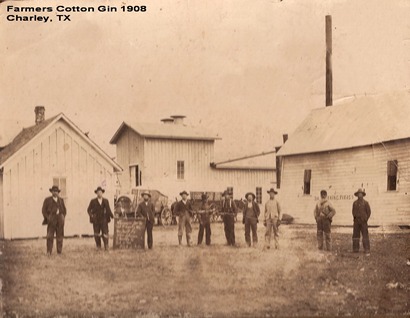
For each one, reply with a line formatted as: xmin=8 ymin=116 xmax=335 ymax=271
xmin=174 ymin=191 xmax=194 ymax=246
xmin=352 ymin=188 xmax=371 ymax=255
xmin=221 ymin=190 xmax=238 ymax=246
xmin=197 ymin=193 xmax=212 ymax=246
xmin=264 ymin=188 xmax=282 ymax=250
xmin=87 ymin=186 xmax=114 ymax=250
xmin=314 ymin=190 xmax=336 ymax=251
xmin=243 ymin=192 xmax=260 ymax=247
xmin=136 ymin=191 xmax=156 ymax=249
xmin=42 ymin=185 xmax=67 ymax=255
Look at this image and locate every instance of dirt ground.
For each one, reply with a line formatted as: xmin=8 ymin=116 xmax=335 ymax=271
xmin=0 ymin=222 xmax=409 ymax=317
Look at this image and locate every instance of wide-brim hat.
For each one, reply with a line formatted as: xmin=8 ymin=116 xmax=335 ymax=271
xmin=49 ymin=185 xmax=61 ymax=193
xmin=267 ymin=188 xmax=278 ymax=194
xmin=245 ymin=192 xmax=256 ymax=200
xmin=141 ymin=191 xmax=151 ymax=198
xmin=180 ymin=191 xmax=189 ymax=196
xmin=94 ymin=186 xmax=105 ymax=194
xmin=354 ymin=188 xmax=366 ymax=197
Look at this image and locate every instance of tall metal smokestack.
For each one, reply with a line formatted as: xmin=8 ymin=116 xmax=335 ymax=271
xmin=325 ymin=15 xmax=333 ymax=107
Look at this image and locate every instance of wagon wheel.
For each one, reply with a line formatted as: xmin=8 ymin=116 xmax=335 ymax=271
xmin=161 ymin=207 xmax=173 ymax=226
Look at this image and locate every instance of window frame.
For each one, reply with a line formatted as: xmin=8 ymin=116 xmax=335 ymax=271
xmin=177 ymin=160 xmax=185 ymax=180
xmin=256 ymin=187 xmax=262 ymax=204
xmin=303 ymin=169 xmax=312 ymax=195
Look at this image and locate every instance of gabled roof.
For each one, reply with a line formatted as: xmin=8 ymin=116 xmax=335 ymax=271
xmin=0 ymin=115 xmax=58 ymax=166
xmin=0 ymin=113 xmax=122 ymax=171
xmin=277 ymin=93 xmax=410 ymax=157
xmin=110 ymin=121 xmax=220 ymax=144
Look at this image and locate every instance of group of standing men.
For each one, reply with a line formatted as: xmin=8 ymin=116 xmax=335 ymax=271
xmin=41 ymin=184 xmax=372 ymax=256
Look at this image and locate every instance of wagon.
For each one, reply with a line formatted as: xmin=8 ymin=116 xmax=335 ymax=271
xmin=114 ymin=189 xmax=173 ymax=226
xmin=189 ymin=191 xmax=224 ymax=223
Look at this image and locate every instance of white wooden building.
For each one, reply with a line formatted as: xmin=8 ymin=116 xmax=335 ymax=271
xmin=0 ymin=107 xmax=122 ymax=239
xmin=110 ymin=116 xmax=276 ymax=204
xmin=276 ymin=94 xmax=410 ymax=226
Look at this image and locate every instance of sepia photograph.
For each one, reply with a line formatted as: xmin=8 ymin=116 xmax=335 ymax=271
xmin=0 ymin=0 xmax=409 ymax=317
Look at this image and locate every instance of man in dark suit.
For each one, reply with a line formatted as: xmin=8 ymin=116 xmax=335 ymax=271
xmin=174 ymin=191 xmax=194 ymax=246
xmin=136 ymin=191 xmax=155 ymax=249
xmin=243 ymin=192 xmax=260 ymax=247
xmin=42 ymin=185 xmax=67 ymax=255
xmin=87 ymin=187 xmax=114 ymax=250
xmin=222 ymin=190 xmax=238 ymax=246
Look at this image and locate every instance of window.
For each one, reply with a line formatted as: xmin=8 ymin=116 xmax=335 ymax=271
xmin=53 ymin=177 xmax=67 ymax=198
xmin=227 ymin=187 xmax=234 ymax=198
xmin=303 ymin=169 xmax=311 ymax=195
xmin=387 ymin=160 xmax=398 ymax=191
xmin=177 ymin=161 xmax=185 ymax=180
xmin=130 ymin=165 xmax=142 ymax=187
xmin=256 ymin=187 xmax=262 ymax=204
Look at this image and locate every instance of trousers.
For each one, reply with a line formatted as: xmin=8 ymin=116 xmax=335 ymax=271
xmin=47 ymin=214 xmax=65 ymax=254
xmin=265 ymin=218 xmax=279 ymax=249
xmin=178 ymin=213 xmax=192 ymax=245
xmin=245 ymin=217 xmax=258 ymax=247
xmin=93 ymin=220 xmax=109 ymax=249
xmin=223 ymin=214 xmax=236 ymax=246
xmin=198 ymin=222 xmax=211 ymax=245
xmin=353 ymin=220 xmax=370 ymax=252
xmin=145 ymin=220 xmax=153 ymax=249
xmin=316 ymin=217 xmax=332 ymax=251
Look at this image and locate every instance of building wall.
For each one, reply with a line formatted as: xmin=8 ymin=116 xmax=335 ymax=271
xmin=143 ymin=138 xmax=215 ymax=198
xmin=210 ymin=169 xmax=276 ymax=202
xmin=1 ymin=120 xmax=116 ymax=239
xmin=115 ymin=128 xmax=144 ymax=192
xmin=114 ymin=130 xmax=276 ymax=204
xmin=280 ymin=140 xmax=410 ymax=226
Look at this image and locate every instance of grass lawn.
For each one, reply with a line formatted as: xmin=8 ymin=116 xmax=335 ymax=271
xmin=0 ymin=223 xmax=409 ymax=317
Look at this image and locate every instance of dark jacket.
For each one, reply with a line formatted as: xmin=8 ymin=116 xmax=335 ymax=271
xmin=42 ymin=196 xmax=67 ymax=225
xmin=199 ymin=201 xmax=212 ymax=224
xmin=243 ymin=201 xmax=260 ymax=224
xmin=136 ymin=201 xmax=156 ymax=222
xmin=174 ymin=200 xmax=194 ymax=217
xmin=87 ymin=198 xmax=113 ymax=224
xmin=221 ymin=199 xmax=238 ymax=215
xmin=352 ymin=199 xmax=371 ymax=223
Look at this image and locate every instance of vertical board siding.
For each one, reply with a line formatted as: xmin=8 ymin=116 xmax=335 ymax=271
xmin=280 ymin=140 xmax=410 ymax=226
xmin=114 ymin=127 xmax=275 ymax=203
xmin=2 ymin=120 xmax=117 ymax=239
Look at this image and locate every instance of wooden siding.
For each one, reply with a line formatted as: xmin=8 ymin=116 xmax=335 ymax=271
xmin=115 ymin=128 xmax=144 ymax=192
xmin=114 ymin=127 xmax=276 ymax=203
xmin=280 ymin=140 xmax=410 ymax=226
xmin=1 ymin=120 xmax=116 ymax=239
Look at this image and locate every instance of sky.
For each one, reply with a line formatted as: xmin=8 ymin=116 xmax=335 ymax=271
xmin=1 ymin=0 xmax=409 ymax=161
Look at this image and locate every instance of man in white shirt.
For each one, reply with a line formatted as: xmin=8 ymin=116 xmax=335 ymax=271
xmin=264 ymin=188 xmax=281 ymax=250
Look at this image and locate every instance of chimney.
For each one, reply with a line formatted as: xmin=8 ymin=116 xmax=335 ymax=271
xmin=325 ymin=15 xmax=333 ymax=107
xmin=282 ymin=134 xmax=288 ymax=144
xmin=170 ymin=115 xmax=186 ymax=125
xmin=34 ymin=106 xmax=45 ymax=125
xmin=161 ymin=118 xmax=174 ymax=124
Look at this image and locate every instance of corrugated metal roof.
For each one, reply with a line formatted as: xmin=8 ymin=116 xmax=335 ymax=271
xmin=0 ymin=115 xmax=58 ymax=165
xmin=110 ymin=121 xmax=220 ymax=144
xmin=277 ymin=93 xmax=410 ymax=156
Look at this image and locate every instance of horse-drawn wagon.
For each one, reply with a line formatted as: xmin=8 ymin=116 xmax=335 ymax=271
xmin=114 ymin=189 xmax=173 ymax=225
